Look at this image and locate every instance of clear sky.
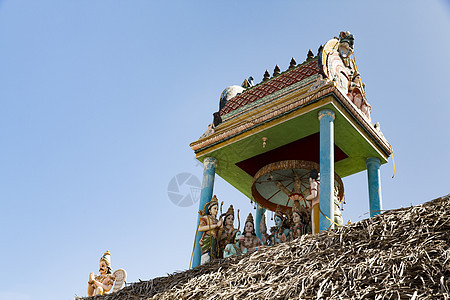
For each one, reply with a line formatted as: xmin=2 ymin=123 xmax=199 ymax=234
xmin=0 ymin=1 xmax=449 ymax=300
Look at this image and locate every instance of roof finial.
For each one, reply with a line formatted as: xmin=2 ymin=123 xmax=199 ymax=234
xmin=273 ymin=65 xmax=281 ymax=77
xmin=289 ymin=57 xmax=297 ymax=69
xmin=262 ymin=69 xmax=270 ymax=82
xmin=307 ymin=49 xmax=314 ymax=61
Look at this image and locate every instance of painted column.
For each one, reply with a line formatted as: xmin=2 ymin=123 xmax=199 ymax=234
xmin=191 ymin=157 xmax=217 ymax=268
xmin=366 ymin=157 xmax=382 ymax=217
xmin=254 ymin=204 xmax=266 ymax=242
xmin=318 ymin=109 xmax=335 ymax=231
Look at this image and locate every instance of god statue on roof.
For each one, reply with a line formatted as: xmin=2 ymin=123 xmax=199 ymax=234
xmin=198 ymin=195 xmax=223 ymax=265
xmin=218 ymin=205 xmax=239 ymax=258
xmin=240 ymin=213 xmax=262 ymax=253
xmin=87 ymin=250 xmax=116 ymax=296
xmin=290 ymin=201 xmax=312 ymax=240
xmin=269 ymin=207 xmax=291 ymax=245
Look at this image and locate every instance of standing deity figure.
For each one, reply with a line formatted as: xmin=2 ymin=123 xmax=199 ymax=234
xmin=87 ymin=250 xmax=116 ymax=296
xmin=305 ymin=169 xmax=320 ymax=234
xmin=198 ymin=195 xmax=223 ymax=265
xmin=290 ymin=201 xmax=312 ymax=240
xmin=259 ymin=212 xmax=271 ymax=246
xmin=269 ymin=207 xmax=291 ymax=245
xmin=240 ymin=213 xmax=262 ymax=253
xmin=218 ymin=205 xmax=239 ymax=258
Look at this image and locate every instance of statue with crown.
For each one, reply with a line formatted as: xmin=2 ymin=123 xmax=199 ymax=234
xmin=87 ymin=250 xmax=127 ymax=296
xmin=197 ymin=195 xmax=223 ymax=265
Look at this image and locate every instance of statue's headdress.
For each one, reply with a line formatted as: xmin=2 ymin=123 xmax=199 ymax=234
xmin=223 ymin=204 xmax=235 ymax=219
xmin=339 ymin=31 xmax=354 ymax=49
xmin=274 ymin=205 xmax=285 ymax=221
xmin=199 ymin=195 xmax=219 ymax=216
xmin=309 ymin=168 xmax=319 ymax=181
xmin=245 ymin=212 xmax=254 ymax=225
xmin=100 ymin=250 xmax=111 ymax=267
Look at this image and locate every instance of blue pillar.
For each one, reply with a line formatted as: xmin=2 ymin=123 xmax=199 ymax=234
xmin=191 ymin=157 xmax=217 ymax=268
xmin=366 ymin=157 xmax=382 ymax=217
xmin=254 ymin=204 xmax=266 ymax=242
xmin=318 ymin=109 xmax=335 ymax=231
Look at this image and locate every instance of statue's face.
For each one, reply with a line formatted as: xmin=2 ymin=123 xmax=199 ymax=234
xmin=245 ymin=221 xmax=253 ymax=234
xmin=99 ymin=261 xmax=108 ymax=275
xmin=275 ymin=216 xmax=283 ymax=227
xmin=209 ymin=204 xmax=218 ymax=216
xmin=293 ymin=212 xmax=301 ymax=224
xmin=225 ymin=214 xmax=234 ymax=226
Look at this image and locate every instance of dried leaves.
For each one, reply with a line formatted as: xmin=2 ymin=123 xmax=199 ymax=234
xmin=84 ymin=195 xmax=450 ymax=300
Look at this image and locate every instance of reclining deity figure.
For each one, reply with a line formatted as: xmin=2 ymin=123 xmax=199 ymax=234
xmin=87 ymin=250 xmax=127 ymax=296
xmin=198 ymin=195 xmax=223 ymax=265
xmin=218 ymin=205 xmax=239 ymax=258
xmin=240 ymin=213 xmax=262 ymax=253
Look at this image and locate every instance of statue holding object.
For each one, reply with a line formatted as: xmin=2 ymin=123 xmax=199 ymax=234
xmin=306 ymin=169 xmax=320 ymax=234
xmin=87 ymin=250 xmax=127 ymax=296
xmin=198 ymin=195 xmax=223 ymax=265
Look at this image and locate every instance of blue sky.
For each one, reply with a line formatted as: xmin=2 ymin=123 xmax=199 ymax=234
xmin=0 ymin=1 xmax=449 ymax=299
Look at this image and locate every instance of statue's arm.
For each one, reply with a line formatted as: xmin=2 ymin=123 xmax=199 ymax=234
xmin=306 ymin=181 xmax=318 ymax=200
xmin=198 ymin=217 xmax=222 ymax=232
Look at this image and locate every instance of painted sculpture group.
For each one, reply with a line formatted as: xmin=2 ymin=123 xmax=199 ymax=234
xmin=197 ymin=169 xmax=343 ymax=265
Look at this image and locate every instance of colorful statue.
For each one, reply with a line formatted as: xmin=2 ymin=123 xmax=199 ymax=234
xmin=290 ymin=201 xmax=312 ymax=240
xmin=306 ymin=169 xmax=320 ymax=234
xmin=198 ymin=195 xmax=223 ymax=265
xmin=269 ymin=207 xmax=291 ymax=245
xmin=223 ymin=231 xmax=244 ymax=258
xmin=240 ymin=213 xmax=262 ymax=252
xmin=218 ymin=205 xmax=239 ymax=258
xmin=87 ymin=251 xmax=127 ymax=296
xmin=259 ymin=212 xmax=271 ymax=246
xmin=334 ymin=188 xmax=344 ymax=227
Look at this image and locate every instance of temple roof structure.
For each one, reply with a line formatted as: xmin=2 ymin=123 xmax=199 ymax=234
xmin=190 ymin=33 xmax=392 ymax=204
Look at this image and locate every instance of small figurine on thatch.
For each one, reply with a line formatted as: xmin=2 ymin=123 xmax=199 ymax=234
xmin=198 ymin=195 xmax=223 ymax=265
xmin=87 ymin=251 xmax=127 ymax=296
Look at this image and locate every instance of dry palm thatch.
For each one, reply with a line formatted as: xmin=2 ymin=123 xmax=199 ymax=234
xmin=82 ymin=194 xmax=450 ymax=300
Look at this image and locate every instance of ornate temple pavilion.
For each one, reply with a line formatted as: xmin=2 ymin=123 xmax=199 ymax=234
xmin=190 ymin=31 xmax=392 ymax=268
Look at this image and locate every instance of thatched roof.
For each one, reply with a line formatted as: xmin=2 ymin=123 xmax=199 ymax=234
xmin=84 ymin=194 xmax=450 ymax=299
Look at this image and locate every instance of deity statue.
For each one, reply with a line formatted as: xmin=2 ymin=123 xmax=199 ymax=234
xmin=223 ymin=231 xmax=244 ymax=258
xmin=290 ymin=201 xmax=312 ymax=240
xmin=334 ymin=188 xmax=344 ymax=227
xmin=269 ymin=207 xmax=291 ymax=245
xmin=240 ymin=213 xmax=262 ymax=253
xmin=218 ymin=205 xmax=239 ymax=258
xmin=198 ymin=195 xmax=223 ymax=265
xmin=87 ymin=251 xmax=116 ymax=296
xmin=305 ymin=169 xmax=320 ymax=234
